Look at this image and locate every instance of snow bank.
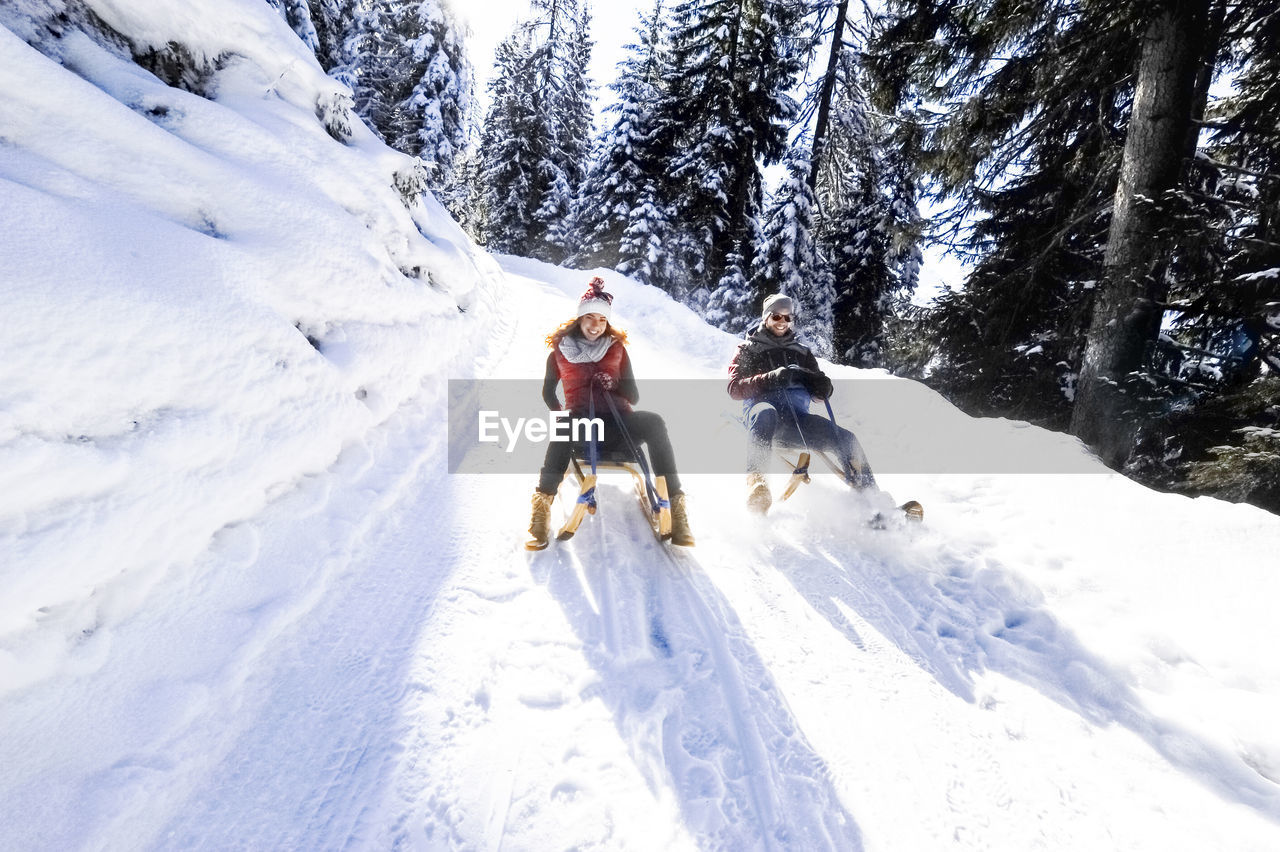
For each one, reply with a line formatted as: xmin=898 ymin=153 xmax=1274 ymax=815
xmin=0 ymin=0 xmax=503 ymax=692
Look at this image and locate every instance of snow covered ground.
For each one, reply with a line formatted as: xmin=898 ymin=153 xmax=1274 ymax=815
xmin=3 ymin=2 xmax=1280 ymax=849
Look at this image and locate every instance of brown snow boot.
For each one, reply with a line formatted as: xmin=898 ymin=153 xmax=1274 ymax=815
xmin=746 ymin=472 xmax=772 ymax=514
xmin=525 ymin=490 xmax=554 ymax=551
xmin=669 ymin=492 xmax=695 ymax=547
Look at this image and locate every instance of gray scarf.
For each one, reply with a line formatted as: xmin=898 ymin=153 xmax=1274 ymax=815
xmin=558 ymin=333 xmax=614 ymax=364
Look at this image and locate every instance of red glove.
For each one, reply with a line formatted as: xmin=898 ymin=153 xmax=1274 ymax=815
xmin=592 ymin=371 xmax=617 ymax=391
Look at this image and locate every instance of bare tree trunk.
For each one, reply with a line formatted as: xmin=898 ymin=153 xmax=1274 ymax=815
xmin=1069 ymin=0 xmax=1207 ymax=467
xmin=1184 ymin=0 xmax=1226 ymax=161
xmin=808 ymin=0 xmax=850 ymax=192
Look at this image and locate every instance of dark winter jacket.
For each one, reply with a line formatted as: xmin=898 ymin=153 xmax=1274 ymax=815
xmin=542 ymin=337 xmax=639 ymax=416
xmin=727 ymin=325 xmax=833 ymax=409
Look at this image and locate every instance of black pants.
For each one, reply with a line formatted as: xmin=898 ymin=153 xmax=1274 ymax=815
xmin=537 ymin=410 xmax=682 ymax=495
xmin=745 ymin=402 xmax=876 ymax=488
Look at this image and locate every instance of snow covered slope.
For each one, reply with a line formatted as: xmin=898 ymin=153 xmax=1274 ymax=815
xmin=0 ymin=0 xmax=504 ymax=690
xmin=3 ymin=3 xmax=1280 ymax=850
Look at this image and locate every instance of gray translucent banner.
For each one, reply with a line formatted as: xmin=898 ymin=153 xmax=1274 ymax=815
xmin=448 ymin=379 xmax=1098 ymax=475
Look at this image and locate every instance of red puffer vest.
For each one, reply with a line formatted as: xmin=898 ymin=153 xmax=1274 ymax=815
xmin=553 ymin=339 xmax=632 ymax=416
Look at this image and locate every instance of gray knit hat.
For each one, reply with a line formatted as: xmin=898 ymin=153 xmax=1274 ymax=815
xmin=762 ymin=294 xmax=795 ymax=322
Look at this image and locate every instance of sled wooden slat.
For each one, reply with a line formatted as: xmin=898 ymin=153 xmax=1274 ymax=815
xmin=555 ymin=472 xmax=597 ymax=541
xmin=778 ymin=452 xmax=811 ymax=501
xmin=639 ymin=474 xmax=672 ymax=540
xmin=557 ymin=458 xmax=672 ymax=543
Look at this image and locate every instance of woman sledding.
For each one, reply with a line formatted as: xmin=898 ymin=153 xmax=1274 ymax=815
xmin=727 ymin=293 xmax=880 ymax=514
xmin=526 ymin=277 xmax=695 ymax=550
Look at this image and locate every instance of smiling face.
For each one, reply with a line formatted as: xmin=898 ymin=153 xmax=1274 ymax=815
xmin=578 ymin=312 xmax=609 ymax=341
xmin=764 ymin=310 xmax=793 ymax=337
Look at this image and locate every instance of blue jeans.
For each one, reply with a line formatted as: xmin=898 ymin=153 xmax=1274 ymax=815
xmin=744 ymin=401 xmax=876 ymax=489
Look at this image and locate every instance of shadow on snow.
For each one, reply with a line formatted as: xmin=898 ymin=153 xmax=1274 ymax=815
xmin=769 ymin=525 xmax=1280 ymax=823
xmin=530 ymin=483 xmax=864 ymax=851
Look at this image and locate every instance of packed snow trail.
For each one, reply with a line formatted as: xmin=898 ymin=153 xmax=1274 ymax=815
xmin=3 ymin=255 xmax=1280 ymax=849
xmin=360 ymin=259 xmax=1280 ymax=850
xmin=379 ymin=478 xmax=862 ymax=850
xmin=548 ymin=507 xmax=860 ymax=849
xmin=4 ymin=254 xmax=1280 ymax=850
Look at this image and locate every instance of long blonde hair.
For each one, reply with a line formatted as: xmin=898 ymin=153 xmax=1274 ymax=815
xmin=546 ymin=317 xmax=629 ymax=349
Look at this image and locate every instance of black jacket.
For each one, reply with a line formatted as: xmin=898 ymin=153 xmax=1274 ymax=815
xmin=727 ymin=325 xmax=832 ymax=402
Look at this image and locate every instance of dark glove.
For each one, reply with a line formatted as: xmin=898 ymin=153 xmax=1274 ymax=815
xmin=801 ymin=370 xmax=833 ymax=399
xmin=762 ymin=366 xmax=791 ymax=389
xmin=592 ymin=371 xmax=617 ymax=391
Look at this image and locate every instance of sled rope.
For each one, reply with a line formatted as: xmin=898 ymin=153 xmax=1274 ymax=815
xmin=577 ymin=386 xmax=599 ymax=508
xmin=783 ymin=393 xmax=811 ymax=479
xmin=602 ymin=388 xmax=668 ymax=514
xmin=824 ymin=397 xmax=868 ymax=487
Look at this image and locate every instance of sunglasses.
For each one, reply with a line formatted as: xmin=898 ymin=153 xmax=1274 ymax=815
xmin=769 ymin=313 xmax=793 ymax=323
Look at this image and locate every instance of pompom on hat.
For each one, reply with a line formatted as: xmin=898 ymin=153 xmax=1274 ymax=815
xmin=762 ymin=293 xmax=795 ymax=322
xmin=577 ymin=276 xmax=614 ymax=320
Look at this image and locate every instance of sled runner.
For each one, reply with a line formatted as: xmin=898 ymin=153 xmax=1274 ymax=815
xmin=556 ymin=447 xmax=673 ymax=542
xmin=776 ymin=451 xmax=811 ymax=501
xmin=775 ymin=447 xmax=924 ymax=523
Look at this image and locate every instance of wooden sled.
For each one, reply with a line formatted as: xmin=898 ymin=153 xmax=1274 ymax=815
xmin=556 ymin=450 xmax=672 ymax=542
xmin=775 ymin=448 xmax=923 ymax=522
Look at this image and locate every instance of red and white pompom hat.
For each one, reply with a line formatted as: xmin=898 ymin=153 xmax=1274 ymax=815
xmin=576 ymin=276 xmax=614 ymax=320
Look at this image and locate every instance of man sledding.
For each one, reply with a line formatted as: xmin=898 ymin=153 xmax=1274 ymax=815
xmin=727 ymin=293 xmax=922 ymax=523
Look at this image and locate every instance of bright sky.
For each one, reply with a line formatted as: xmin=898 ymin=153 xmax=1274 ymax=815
xmin=452 ymin=0 xmax=648 ymax=117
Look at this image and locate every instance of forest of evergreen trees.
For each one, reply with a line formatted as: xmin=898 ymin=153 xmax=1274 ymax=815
xmin=271 ymin=0 xmax=1277 ymax=513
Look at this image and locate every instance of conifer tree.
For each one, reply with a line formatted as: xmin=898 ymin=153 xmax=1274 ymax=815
xmin=750 ymin=6 xmax=919 ymax=363
xmin=348 ymin=1 xmax=474 ymax=191
xmin=752 ymin=145 xmax=833 ymax=354
xmin=532 ymin=2 xmax=595 ymax=262
xmin=1072 ymin=0 xmax=1213 ymax=466
xmin=267 ymin=0 xmax=319 ymax=51
xmin=618 ymin=181 xmax=685 ymax=294
xmin=573 ymin=0 xmax=679 ymax=289
xmin=403 ymin=1 xmax=475 ymax=188
xmin=439 ymin=128 xmax=485 ymax=237
xmin=869 ymin=0 xmax=1278 ymax=508
xmin=705 ymin=248 xmax=754 ymax=333
xmin=650 ymin=0 xmax=805 ymax=324
xmin=480 ymin=30 xmax=544 ymax=254
xmin=478 ymin=0 xmax=594 ymax=260
xmin=867 ymin=0 xmax=1139 ymax=423
xmin=817 ymin=49 xmax=922 ymax=368
xmin=825 ymin=178 xmax=899 ymax=366
xmin=1120 ymin=3 xmax=1280 ymax=507
xmin=306 ymin=0 xmax=360 ymax=85
xmin=296 ymin=1 xmax=475 ymax=198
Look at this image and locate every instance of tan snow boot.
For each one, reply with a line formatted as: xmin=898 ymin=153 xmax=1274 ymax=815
xmin=525 ymin=491 xmax=554 ymax=551
xmin=746 ymin=472 xmax=772 ymax=514
xmin=669 ymin=492 xmax=695 ymax=547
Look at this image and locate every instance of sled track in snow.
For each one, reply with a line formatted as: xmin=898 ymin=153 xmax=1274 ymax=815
xmin=569 ymin=485 xmax=862 ymax=850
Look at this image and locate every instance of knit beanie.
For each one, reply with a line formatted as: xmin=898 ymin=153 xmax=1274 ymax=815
xmin=577 ymin=276 xmax=614 ymax=320
xmin=761 ymin=294 xmax=795 ymax=322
